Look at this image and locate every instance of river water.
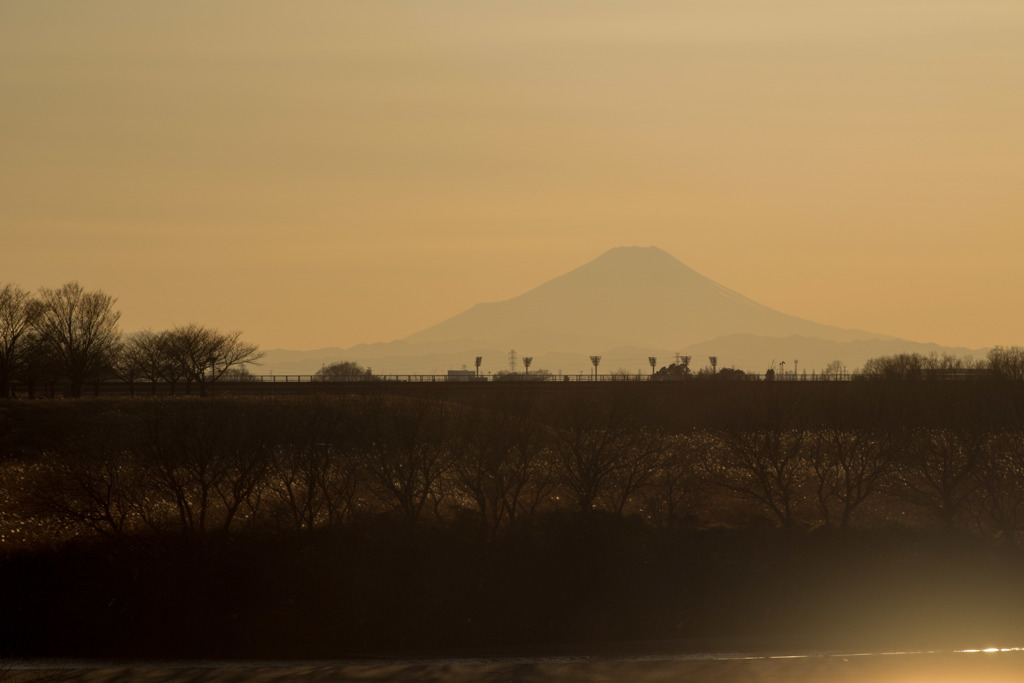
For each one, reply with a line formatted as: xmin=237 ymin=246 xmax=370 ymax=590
xmin=4 ymin=648 xmax=1024 ymax=682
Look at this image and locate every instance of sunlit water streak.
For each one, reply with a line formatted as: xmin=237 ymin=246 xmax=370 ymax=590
xmin=5 ymin=646 xmax=1024 ymax=669
xmin=2 ymin=655 xmax=1022 ymax=683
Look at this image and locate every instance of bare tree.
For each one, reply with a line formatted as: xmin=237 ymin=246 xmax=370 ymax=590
xmin=15 ymin=330 xmax=59 ymax=398
xmin=128 ymin=330 xmax=174 ymax=394
xmin=152 ymin=330 xmax=188 ymax=394
xmin=0 ymin=283 xmax=42 ymax=398
xmin=270 ymin=442 xmax=358 ymax=530
xmin=988 ymin=347 xmax=1024 ymax=381
xmin=821 ymin=360 xmax=845 ymax=381
xmin=714 ymin=427 xmax=808 ymax=527
xmin=267 ymin=397 xmax=361 ymax=530
xmin=889 ymin=427 xmax=985 ymax=530
xmin=34 ymin=282 xmax=121 ymax=397
xmin=25 ymin=407 xmax=145 ymax=538
xmin=450 ymin=396 xmax=553 ymax=536
xmin=554 ymin=424 xmax=624 ymax=514
xmin=807 ymin=428 xmax=898 ymax=531
xmin=974 ymin=431 xmax=1024 ymax=542
xmin=162 ymin=324 xmax=264 ymax=396
xmin=29 ymin=423 xmax=145 ymax=539
xmin=111 ymin=331 xmax=154 ymax=396
xmin=550 ymin=391 xmax=640 ymax=514
xmin=355 ymin=395 xmax=452 ymax=525
xmin=598 ymin=427 xmax=665 ymax=515
xmin=137 ymin=400 xmax=272 ymax=535
xmin=641 ymin=431 xmax=712 ymax=529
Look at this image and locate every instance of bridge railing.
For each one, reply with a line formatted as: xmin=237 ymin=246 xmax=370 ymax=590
xmin=239 ymin=372 xmax=852 ymax=382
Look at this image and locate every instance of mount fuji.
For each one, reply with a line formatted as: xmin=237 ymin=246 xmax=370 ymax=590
xmin=263 ymin=247 xmax=982 ymax=375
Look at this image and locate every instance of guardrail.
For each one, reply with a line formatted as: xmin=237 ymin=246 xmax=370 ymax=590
xmin=236 ymin=372 xmax=854 ymax=383
xmin=234 ymin=374 xmax=649 ymax=383
xmin=185 ymin=369 xmax=993 ymax=383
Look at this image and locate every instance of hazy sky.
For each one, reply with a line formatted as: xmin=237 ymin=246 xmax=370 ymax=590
xmin=4 ymin=1 xmax=1023 ymax=351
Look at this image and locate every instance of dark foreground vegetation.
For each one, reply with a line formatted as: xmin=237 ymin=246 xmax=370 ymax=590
xmin=5 ymin=381 xmax=1024 ymax=658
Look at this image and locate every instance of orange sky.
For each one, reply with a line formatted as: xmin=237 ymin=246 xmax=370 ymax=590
xmin=3 ymin=1 xmax=1023 ymax=351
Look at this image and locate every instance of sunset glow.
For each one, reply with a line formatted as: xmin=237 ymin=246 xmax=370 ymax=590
xmin=3 ymin=1 xmax=1024 ymax=352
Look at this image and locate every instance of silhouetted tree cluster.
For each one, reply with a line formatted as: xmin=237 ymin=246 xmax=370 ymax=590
xmin=858 ymin=351 xmax=983 ymax=380
xmin=314 ymin=360 xmax=374 ymax=381
xmin=5 ymin=395 xmax=692 ymax=542
xmin=492 ymin=368 xmax=553 ymax=381
xmin=652 ymin=360 xmax=691 ymax=379
xmin=1 ymin=282 xmax=120 ymax=398
xmin=821 ymin=359 xmax=846 ymax=380
xmin=0 ymin=283 xmax=42 ymax=398
xmin=988 ymin=346 xmax=1024 ymax=381
xmin=116 ymin=324 xmax=264 ymax=397
xmin=707 ymin=367 xmax=750 ymax=380
xmin=654 ymin=362 xmax=750 ymax=381
xmin=1 ymin=281 xmax=263 ymax=398
xmin=6 ymin=383 xmax=1024 ymax=546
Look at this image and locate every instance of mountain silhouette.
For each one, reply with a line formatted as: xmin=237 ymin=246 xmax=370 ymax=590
xmin=262 ymin=246 xmax=984 ymax=374
xmin=404 ymin=246 xmax=883 ymax=351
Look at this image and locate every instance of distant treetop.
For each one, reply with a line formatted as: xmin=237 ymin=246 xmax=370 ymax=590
xmin=315 ymin=360 xmax=373 ymax=380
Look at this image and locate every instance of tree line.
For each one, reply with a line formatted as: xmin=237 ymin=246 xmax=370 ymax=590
xmin=7 ymin=384 xmax=1024 ymax=658
xmin=652 ymin=350 xmax=1024 ymax=381
xmin=5 ymin=385 xmax=1024 ymax=547
xmin=858 ymin=348 xmax=1024 ymax=380
xmin=0 ymin=282 xmax=263 ymax=398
